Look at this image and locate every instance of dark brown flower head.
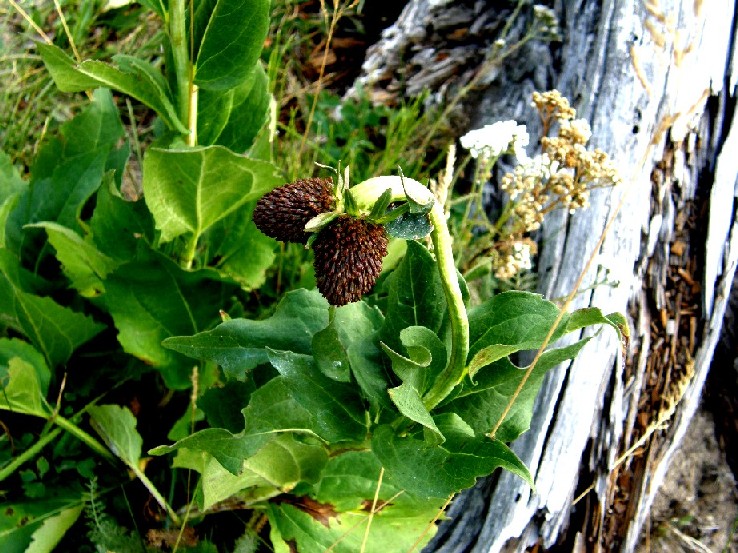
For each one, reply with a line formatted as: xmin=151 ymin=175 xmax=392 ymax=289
xmin=253 ymin=178 xmax=335 ymax=243
xmin=312 ymin=215 xmax=388 ymax=306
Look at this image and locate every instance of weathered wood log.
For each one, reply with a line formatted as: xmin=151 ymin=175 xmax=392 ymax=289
xmin=351 ymin=1 xmax=738 ymax=550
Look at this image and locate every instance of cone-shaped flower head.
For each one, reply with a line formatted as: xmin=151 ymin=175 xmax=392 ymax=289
xmin=312 ymin=215 xmax=388 ymax=306
xmin=253 ymin=177 xmax=335 ymax=243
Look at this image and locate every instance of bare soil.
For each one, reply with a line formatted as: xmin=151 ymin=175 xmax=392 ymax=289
xmin=637 ymin=408 xmax=738 ymax=552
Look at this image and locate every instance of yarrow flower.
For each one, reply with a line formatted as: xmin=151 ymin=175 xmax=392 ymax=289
xmin=253 ymin=177 xmax=389 ymax=306
xmin=459 ymin=120 xmax=529 ymax=160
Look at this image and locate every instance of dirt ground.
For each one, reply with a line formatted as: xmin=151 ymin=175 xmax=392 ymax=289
xmin=637 ymin=408 xmax=738 ymax=552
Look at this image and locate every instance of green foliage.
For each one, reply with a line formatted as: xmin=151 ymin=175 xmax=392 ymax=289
xmin=0 ymin=0 xmax=625 ymax=550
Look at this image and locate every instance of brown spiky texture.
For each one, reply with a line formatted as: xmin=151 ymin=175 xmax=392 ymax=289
xmin=253 ymin=178 xmax=335 ymax=243
xmin=312 ymin=216 xmax=388 ymax=306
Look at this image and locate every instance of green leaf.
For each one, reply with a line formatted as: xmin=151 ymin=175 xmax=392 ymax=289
xmin=199 ymin=64 xmax=270 ymax=151
xmin=142 ymin=145 xmax=280 ymax=244
xmin=0 ymin=497 xmax=84 ymax=553
xmin=197 ymin=435 xmax=328 ymax=509
xmin=0 ymin=358 xmax=51 ymax=417
xmin=241 ymin=377 xmax=315 ymax=434
xmin=0 ymin=150 xmax=25 ymax=200
xmin=565 ymin=306 xmax=626 ymax=338
xmin=87 ymin=405 xmax=142 ymax=468
xmin=312 ymin=303 xmax=384 ymax=384
xmin=164 ymin=289 xmax=329 ymax=380
xmin=150 ymin=428 xmax=270 ymax=475
xmin=381 ymin=326 xmax=446 ymax=394
xmin=89 ymin=176 xmax=155 ymax=262
xmin=268 ymin=489 xmax=442 ymax=553
xmin=195 ymin=0 xmax=270 ymax=91
xmin=37 ymin=44 xmax=187 ymax=134
xmin=468 ymin=290 xmax=567 ymax=359
xmin=6 ymin=89 xmax=125 ymax=260
xmin=266 ymin=350 xmax=368 ymax=444
xmin=0 ymin=338 xmax=51 ymax=396
xmin=381 ymin=241 xmax=446 ymax=352
xmin=29 ymin=222 xmax=117 ymax=297
xmin=206 ymin=203 xmax=277 ymax=290
xmin=371 ymin=424 xmax=531 ymax=499
xmin=104 ymin=247 xmax=231 ymax=389
xmin=440 ymin=339 xmax=590 ymax=442
xmin=199 ymin=379 xmax=254 ymax=433
xmin=388 ymin=382 xmax=442 ymax=443
xmin=0 ymin=250 xmax=105 ymax=368
xmin=385 ymin=211 xmax=432 ymax=240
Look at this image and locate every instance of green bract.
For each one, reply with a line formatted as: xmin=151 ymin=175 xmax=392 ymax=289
xmin=0 ymin=0 xmax=626 ymax=551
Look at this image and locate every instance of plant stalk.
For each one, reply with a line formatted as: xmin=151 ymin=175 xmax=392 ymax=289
xmin=0 ymin=427 xmax=62 ymax=482
xmin=52 ymin=414 xmax=117 ymax=463
xmin=423 ymin=201 xmax=469 ymax=409
xmin=169 ymin=0 xmax=191 ymax=140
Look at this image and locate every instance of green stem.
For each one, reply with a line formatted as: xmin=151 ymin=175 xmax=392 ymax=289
xmin=52 ymin=414 xmax=117 ymax=463
xmin=130 ymin=464 xmax=182 ymax=525
xmin=169 ymin=0 xmax=191 ymax=139
xmin=350 ymin=177 xmax=469 ymax=409
xmin=0 ymin=427 xmax=63 ymax=482
xmin=423 ymin=202 xmax=469 ymax=410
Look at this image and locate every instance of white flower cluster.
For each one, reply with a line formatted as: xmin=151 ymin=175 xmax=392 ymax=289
xmin=460 ymin=120 xmax=529 ymax=160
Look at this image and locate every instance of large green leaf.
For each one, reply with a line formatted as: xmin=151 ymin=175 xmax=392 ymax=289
xmin=87 ymin=405 xmax=143 ymax=468
xmin=194 ymin=0 xmax=270 ymax=91
xmin=206 ymin=202 xmax=277 ymax=291
xmin=266 ymin=350 xmax=368 ymax=444
xmin=164 ymin=289 xmax=329 ymax=380
xmin=0 ymin=150 xmax=25 ymax=200
xmin=198 ymin=64 xmax=269 ymax=152
xmin=381 ymin=325 xmax=446 ymax=395
xmin=387 ymin=382 xmax=442 ymax=443
xmin=440 ymin=339 xmax=591 ymax=442
xmin=0 ymin=338 xmax=51 ymax=396
xmin=196 ymin=435 xmax=327 ymax=510
xmin=6 ymin=89 xmax=125 ymax=261
xmin=0 ymin=497 xmax=84 ymax=553
xmin=150 ymin=428 xmax=271 ymax=475
xmin=380 ymin=241 xmax=446 ymax=352
xmin=104 ymin=247 xmax=231 ymax=389
xmin=0 ymin=358 xmax=51 ymax=418
xmin=29 ymin=222 xmax=117 ymax=297
xmin=88 ymin=176 xmax=155 ymax=262
xmin=213 ymin=64 xmax=270 ymax=152
xmin=371 ymin=424 xmax=531 ymax=499
xmin=0 ymin=250 xmax=104 ymax=368
xmin=268 ymin=486 xmax=442 ymax=553
xmin=467 ymin=291 xmax=567 ymax=360
xmin=142 ymin=145 xmax=280 ymax=244
xmin=242 ymin=377 xmax=319 ymax=437
xmin=38 ymin=44 xmax=187 ymax=134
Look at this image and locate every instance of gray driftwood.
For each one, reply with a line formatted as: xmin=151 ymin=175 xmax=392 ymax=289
xmin=351 ymin=0 xmax=738 ymax=550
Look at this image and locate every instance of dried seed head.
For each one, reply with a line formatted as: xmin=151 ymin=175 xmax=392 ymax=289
xmin=312 ymin=216 xmax=388 ymax=306
xmin=253 ymin=178 xmax=335 ymax=243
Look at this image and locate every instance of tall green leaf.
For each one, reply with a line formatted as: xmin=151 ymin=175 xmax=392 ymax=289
xmin=104 ymin=247 xmax=232 ymax=389
xmin=0 ymin=250 xmax=104 ymax=368
xmin=142 ymin=145 xmax=280 ymax=244
xmin=439 ymin=339 xmax=591 ymax=442
xmin=194 ymin=0 xmax=270 ymax=91
xmin=164 ymin=289 xmax=330 ymax=380
xmin=6 ymin=89 xmax=125 ymax=261
xmin=371 ymin=424 xmax=531 ymax=499
xmin=88 ymin=405 xmax=143 ymax=468
xmin=380 ymin=242 xmax=447 ymax=352
xmin=29 ymin=222 xmax=117 ymax=297
xmin=38 ymin=44 xmax=188 ymax=134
